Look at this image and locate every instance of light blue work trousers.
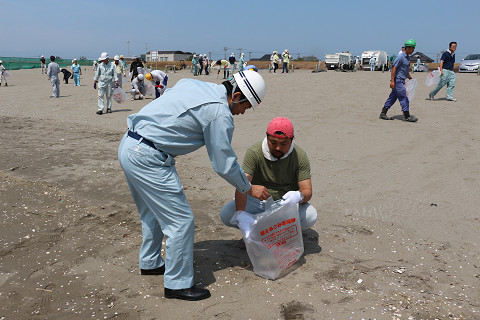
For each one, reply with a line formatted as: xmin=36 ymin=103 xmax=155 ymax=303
xmin=73 ymin=72 xmax=80 ymax=86
xmin=97 ymin=82 xmax=113 ymax=112
xmin=220 ymin=194 xmax=318 ymax=230
xmin=430 ymin=69 xmax=456 ymax=100
xmin=118 ymin=134 xmax=194 ymax=290
xmin=370 ymin=64 xmax=375 ymax=71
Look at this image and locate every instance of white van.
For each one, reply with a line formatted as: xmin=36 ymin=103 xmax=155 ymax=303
xmin=361 ymin=50 xmax=388 ymax=71
xmin=325 ymin=52 xmax=352 ymax=70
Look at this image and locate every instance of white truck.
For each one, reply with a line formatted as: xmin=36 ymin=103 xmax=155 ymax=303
xmin=361 ymin=50 xmax=388 ymax=71
xmin=325 ymin=52 xmax=352 ymax=70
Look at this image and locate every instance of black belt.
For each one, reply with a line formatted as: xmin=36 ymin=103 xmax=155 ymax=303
xmin=127 ymin=130 xmax=158 ymax=150
xmin=444 ymin=68 xmax=453 ymax=71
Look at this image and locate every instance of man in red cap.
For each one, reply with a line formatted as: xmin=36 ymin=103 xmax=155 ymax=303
xmin=220 ymin=117 xmax=317 ymax=231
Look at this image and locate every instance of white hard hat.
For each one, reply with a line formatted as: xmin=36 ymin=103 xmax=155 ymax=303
xmin=0 ymin=60 xmax=2 ymax=63
xmin=99 ymin=52 xmax=109 ymax=60
xmin=114 ymin=55 xmax=120 ymax=60
xmin=241 ymin=53 xmax=245 ymax=57
xmin=203 ymin=54 xmax=207 ymax=57
xmin=273 ymin=50 xmax=277 ymax=54
xmin=231 ymin=52 xmax=235 ymax=56
xmin=137 ymin=74 xmax=145 ymax=81
xmin=73 ymin=58 xmax=77 ymax=61
xmin=232 ymin=70 xmax=266 ymax=108
xmin=41 ymin=55 xmax=44 ymax=58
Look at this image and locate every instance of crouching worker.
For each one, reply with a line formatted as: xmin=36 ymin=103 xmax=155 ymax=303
xmin=130 ymin=73 xmax=146 ymax=100
xmin=118 ymin=70 xmax=266 ymax=301
xmin=145 ymin=70 xmax=168 ymax=99
xmin=220 ymin=117 xmax=317 ymax=231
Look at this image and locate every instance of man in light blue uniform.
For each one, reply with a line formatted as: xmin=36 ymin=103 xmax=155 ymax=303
xmin=93 ymin=52 xmax=118 ymax=115
xmin=379 ymin=39 xmax=418 ymax=122
xmin=71 ymin=58 xmax=82 ymax=86
xmin=118 ymin=70 xmax=266 ymax=301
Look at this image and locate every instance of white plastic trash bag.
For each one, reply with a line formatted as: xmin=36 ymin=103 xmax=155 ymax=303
xmin=112 ymin=87 xmax=128 ymax=104
xmin=230 ymin=197 xmax=304 ymax=280
xmin=145 ymin=84 xmax=155 ymax=96
xmin=137 ymin=67 xmax=146 ymax=75
xmin=122 ymin=75 xmax=128 ymax=83
xmin=406 ymin=78 xmax=417 ymax=101
xmin=4 ymin=71 xmax=12 ymax=78
xmin=425 ymin=70 xmax=441 ymax=86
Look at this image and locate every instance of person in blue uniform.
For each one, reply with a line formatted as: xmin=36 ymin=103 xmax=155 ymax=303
xmin=429 ymin=41 xmax=457 ymax=101
xmin=379 ymin=39 xmax=418 ymax=122
xmin=118 ymin=70 xmax=267 ymax=301
xmin=71 ymin=59 xmax=82 ymax=86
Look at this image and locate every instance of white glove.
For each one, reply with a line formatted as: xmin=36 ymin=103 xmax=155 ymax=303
xmin=279 ymin=191 xmax=302 ymax=206
xmin=231 ymin=211 xmax=256 ymax=238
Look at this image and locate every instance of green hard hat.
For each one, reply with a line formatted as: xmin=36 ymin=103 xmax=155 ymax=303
xmin=405 ymin=39 xmax=416 ymax=47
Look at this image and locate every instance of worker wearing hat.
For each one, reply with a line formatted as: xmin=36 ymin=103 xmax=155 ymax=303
xmin=0 ymin=60 xmax=7 ymax=87
xmin=40 ymin=55 xmax=46 ymax=74
xmin=220 ymin=117 xmax=317 ymax=232
xmin=119 ymin=55 xmax=127 ymax=77
xmin=93 ymin=52 xmax=118 ymax=115
xmin=145 ymin=70 xmax=168 ymax=99
xmin=113 ymin=55 xmax=125 ymax=88
xmin=271 ymin=51 xmax=280 ymax=73
xmin=118 ymin=70 xmax=266 ymax=301
xmin=130 ymin=73 xmax=146 ymax=100
xmin=71 ymin=58 xmax=82 ymax=86
xmin=379 ymin=39 xmax=418 ymax=122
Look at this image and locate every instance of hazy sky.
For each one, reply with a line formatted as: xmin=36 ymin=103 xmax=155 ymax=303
xmin=1 ymin=0 xmax=478 ymax=61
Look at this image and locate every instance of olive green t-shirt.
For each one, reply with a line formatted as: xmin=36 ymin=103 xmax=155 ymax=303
xmin=242 ymin=141 xmax=311 ymax=201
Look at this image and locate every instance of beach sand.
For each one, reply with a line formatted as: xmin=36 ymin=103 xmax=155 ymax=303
xmin=1 ymin=67 xmax=479 ymax=319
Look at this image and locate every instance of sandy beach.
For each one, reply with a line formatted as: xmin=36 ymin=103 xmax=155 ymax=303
xmin=1 ymin=67 xmax=479 ymax=319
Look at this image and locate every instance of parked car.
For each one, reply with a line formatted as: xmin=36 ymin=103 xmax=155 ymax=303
xmin=459 ymin=54 xmax=480 ymax=73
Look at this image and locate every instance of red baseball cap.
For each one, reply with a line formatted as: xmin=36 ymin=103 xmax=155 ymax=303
xmin=266 ymin=117 xmax=294 ymax=139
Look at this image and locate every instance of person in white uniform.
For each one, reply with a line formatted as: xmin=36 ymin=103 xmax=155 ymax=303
xmin=145 ymin=70 xmax=168 ymax=99
xmin=130 ymin=73 xmax=146 ymax=100
xmin=118 ymin=70 xmax=266 ymax=301
xmin=93 ymin=52 xmax=118 ymax=115
xmin=47 ymin=56 xmax=61 ymax=97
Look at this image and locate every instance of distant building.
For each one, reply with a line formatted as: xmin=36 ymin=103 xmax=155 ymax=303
xmin=410 ymin=52 xmax=434 ymax=63
xmin=145 ymin=51 xmax=193 ymax=62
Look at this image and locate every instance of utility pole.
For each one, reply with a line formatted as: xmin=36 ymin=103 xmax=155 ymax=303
xmin=237 ymin=48 xmax=242 ymax=58
xmin=208 ymin=51 xmax=212 ymax=61
xmin=224 ymin=47 xmax=228 ymax=60
xmin=248 ymin=51 xmax=252 ymax=60
xmin=145 ymin=43 xmax=148 ymax=53
xmin=126 ymin=41 xmax=130 ymax=57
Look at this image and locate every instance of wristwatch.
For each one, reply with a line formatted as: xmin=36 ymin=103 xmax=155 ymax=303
xmin=299 ymin=192 xmax=305 ymax=204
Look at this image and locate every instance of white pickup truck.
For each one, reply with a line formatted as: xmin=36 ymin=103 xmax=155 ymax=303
xmin=325 ymin=52 xmax=352 ymax=70
xmin=361 ymin=50 xmax=388 ymax=71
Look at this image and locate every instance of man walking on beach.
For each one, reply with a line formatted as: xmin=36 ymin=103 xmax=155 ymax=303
xmin=0 ymin=60 xmax=8 ymax=87
xmin=40 ymin=55 xmax=46 ymax=74
xmin=118 ymin=70 xmax=266 ymax=301
xmin=219 ymin=117 xmax=317 ymax=232
xmin=113 ymin=56 xmax=125 ymax=88
xmin=71 ymin=58 xmax=82 ymax=86
xmin=93 ymin=52 xmax=118 ymax=115
xmin=47 ymin=56 xmax=61 ymax=98
xmin=379 ymin=39 xmax=418 ymax=122
xmin=429 ymin=42 xmax=457 ymax=102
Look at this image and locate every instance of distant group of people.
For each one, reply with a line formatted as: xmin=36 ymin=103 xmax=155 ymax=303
xmin=191 ymin=54 xmax=209 ymax=76
xmin=270 ymin=50 xmax=292 ymax=73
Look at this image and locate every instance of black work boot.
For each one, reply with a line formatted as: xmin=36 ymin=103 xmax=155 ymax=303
xmin=403 ymin=111 xmax=418 ymax=122
xmin=379 ymin=107 xmax=393 ymax=120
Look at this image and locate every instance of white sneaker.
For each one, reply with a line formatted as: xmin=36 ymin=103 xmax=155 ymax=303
xmin=429 ymin=93 xmax=434 ymax=100
xmin=446 ymin=98 xmax=456 ymax=102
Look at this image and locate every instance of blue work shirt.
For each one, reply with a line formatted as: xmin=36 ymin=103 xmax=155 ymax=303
xmin=441 ymin=50 xmax=455 ymax=70
xmin=127 ymin=79 xmax=251 ymax=193
xmin=71 ymin=64 xmax=81 ymax=74
xmin=392 ymin=51 xmax=410 ymax=81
